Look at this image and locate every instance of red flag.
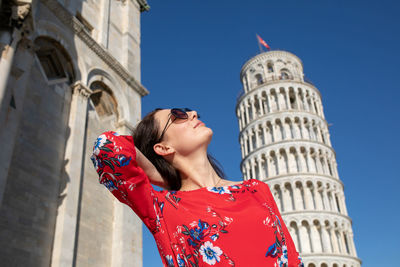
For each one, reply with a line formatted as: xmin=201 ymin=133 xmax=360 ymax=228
xmin=256 ymin=34 xmax=271 ymax=50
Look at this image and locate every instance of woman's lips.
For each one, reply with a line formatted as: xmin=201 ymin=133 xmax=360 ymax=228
xmin=194 ymin=121 xmax=205 ymax=128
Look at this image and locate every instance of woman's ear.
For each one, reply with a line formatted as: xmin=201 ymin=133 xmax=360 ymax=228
xmin=153 ymin=143 xmax=175 ymax=157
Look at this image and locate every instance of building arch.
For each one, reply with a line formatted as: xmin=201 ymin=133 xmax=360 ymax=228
xmin=34 ymin=20 xmax=81 ymax=80
xmin=87 ymin=68 xmax=128 ymax=122
xmin=34 ymin=36 xmax=76 ymax=85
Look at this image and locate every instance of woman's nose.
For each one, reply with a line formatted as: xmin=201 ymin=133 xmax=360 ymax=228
xmin=189 ymin=110 xmax=198 ymax=119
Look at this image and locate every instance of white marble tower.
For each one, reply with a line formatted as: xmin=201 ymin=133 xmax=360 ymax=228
xmin=236 ymin=50 xmax=361 ymax=267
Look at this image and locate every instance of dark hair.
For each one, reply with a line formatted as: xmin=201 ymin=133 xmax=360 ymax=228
xmin=132 ymin=108 xmax=226 ymax=190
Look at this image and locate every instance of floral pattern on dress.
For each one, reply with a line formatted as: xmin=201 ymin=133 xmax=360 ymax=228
xmin=91 ymin=131 xmax=304 ymax=267
xmin=199 ymin=241 xmax=223 ymax=265
xmin=207 ymin=186 xmax=231 ymax=195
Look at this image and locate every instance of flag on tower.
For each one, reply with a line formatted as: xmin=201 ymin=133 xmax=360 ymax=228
xmin=256 ymin=34 xmax=271 ymax=51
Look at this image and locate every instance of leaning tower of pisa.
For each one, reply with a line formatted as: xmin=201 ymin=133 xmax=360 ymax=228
xmin=236 ymin=50 xmax=361 ymax=267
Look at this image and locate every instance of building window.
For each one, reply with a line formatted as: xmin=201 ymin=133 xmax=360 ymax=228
xmin=36 ymin=49 xmax=66 ymax=80
xmin=255 ymin=74 xmax=263 ymax=85
xmin=280 ymin=69 xmax=291 ymax=80
xmin=267 ymin=62 xmax=274 ymax=73
xmin=34 ymin=37 xmax=74 ymax=84
xmin=90 ymin=81 xmax=118 ymax=118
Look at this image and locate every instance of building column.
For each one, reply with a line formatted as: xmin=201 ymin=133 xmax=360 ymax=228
xmin=244 ymin=135 xmax=249 ymax=156
xmin=258 ymin=95 xmax=264 ymax=116
xmin=248 ymin=131 xmax=254 ymax=152
xmin=240 ymin=138 xmax=244 ymax=158
xmin=255 ymin=127 xmax=261 ymax=147
xmin=240 ymin=105 xmax=246 ymax=126
xmin=330 ymin=227 xmax=340 ymax=253
xmin=295 ymin=88 xmax=301 ymax=110
xmin=321 ymin=224 xmax=333 ymax=253
xmin=245 ymin=162 xmax=251 ymax=180
xmin=250 ymin=157 xmax=256 ymax=179
xmin=303 ymin=92 xmax=310 ymax=111
xmin=51 ymin=82 xmax=92 ymax=267
xmin=260 ymin=124 xmax=266 ymax=145
xmin=236 ymin=110 xmax=242 ymax=131
xmin=339 ymin=230 xmax=348 ymax=254
xmin=257 ymin=155 xmax=265 ymax=180
xmin=250 ymin=98 xmax=256 ymax=120
xmin=306 ymin=148 xmax=315 ymax=172
xmin=245 ymin=101 xmax=250 ymax=124
xmin=340 ymin=193 xmax=348 ymax=215
xmin=292 ymin=183 xmax=303 ymax=210
xmin=322 ymin=186 xmax=331 ymax=211
xmin=303 ymin=183 xmax=314 ymax=210
xmin=299 ymin=223 xmax=311 ymax=253
xmin=265 ymin=92 xmax=272 ymax=113
xmin=315 ymin=187 xmax=324 ymax=210
xmin=310 ymin=223 xmax=322 ymax=253
xmin=285 ymin=88 xmax=291 ymax=110
xmin=349 ymin=231 xmax=358 ymax=257
xmin=267 ymin=156 xmax=274 ymax=178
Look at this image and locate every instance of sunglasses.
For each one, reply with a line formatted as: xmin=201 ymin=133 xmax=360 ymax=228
xmin=157 ymin=108 xmax=200 ymax=143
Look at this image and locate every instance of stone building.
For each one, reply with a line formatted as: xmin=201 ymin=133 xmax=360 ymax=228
xmin=236 ymin=50 xmax=361 ymax=267
xmin=0 ymin=0 xmax=149 ymax=266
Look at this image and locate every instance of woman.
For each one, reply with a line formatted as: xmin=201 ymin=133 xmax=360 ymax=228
xmin=91 ymin=108 xmax=303 ymax=267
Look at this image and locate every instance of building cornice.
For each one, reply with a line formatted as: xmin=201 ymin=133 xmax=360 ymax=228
xmin=240 ymin=50 xmax=304 ymax=77
xmin=241 ymin=139 xmax=337 ymax=164
xmin=261 ymin=173 xmax=344 ymax=188
xmin=236 ymin=80 xmax=321 ymax=109
xmin=41 ymin=0 xmax=149 ymax=97
xmin=282 ymin=210 xmax=352 ymax=222
xmin=238 ymin=110 xmax=328 ymax=136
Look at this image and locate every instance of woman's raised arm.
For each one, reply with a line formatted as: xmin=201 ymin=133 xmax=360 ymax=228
xmin=135 ymin=146 xmax=167 ymax=189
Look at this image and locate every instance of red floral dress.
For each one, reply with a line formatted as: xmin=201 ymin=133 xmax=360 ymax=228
xmin=91 ymin=131 xmax=303 ymax=267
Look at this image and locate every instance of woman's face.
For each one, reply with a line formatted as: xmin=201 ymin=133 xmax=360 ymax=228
xmin=153 ymin=109 xmax=213 ymax=156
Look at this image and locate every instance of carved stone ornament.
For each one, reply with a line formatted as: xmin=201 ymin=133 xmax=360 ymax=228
xmin=71 ymin=81 xmax=93 ymax=98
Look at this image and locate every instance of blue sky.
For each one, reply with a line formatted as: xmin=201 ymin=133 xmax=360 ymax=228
xmin=139 ymin=1 xmax=400 ymax=266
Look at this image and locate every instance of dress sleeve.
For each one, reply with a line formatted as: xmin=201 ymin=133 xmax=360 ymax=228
xmin=90 ymin=131 xmax=158 ymax=232
xmin=260 ymin=181 xmax=304 ymax=267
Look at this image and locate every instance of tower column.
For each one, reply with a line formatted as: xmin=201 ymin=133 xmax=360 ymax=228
xmin=322 ymin=187 xmax=331 ymax=211
xmin=262 ymin=124 xmax=268 ymax=145
xmin=249 ymin=131 xmax=254 ymax=152
xmin=250 ymin=98 xmax=256 ymax=120
xmin=321 ymin=224 xmax=333 ymax=253
xmin=303 ymin=183 xmax=314 ymax=210
xmin=310 ymin=223 xmax=322 ymax=253
xmin=285 ymin=88 xmax=291 ymax=110
xmin=255 ymin=127 xmax=261 ymax=147
xmin=293 ymin=183 xmax=303 ymax=210
xmin=240 ymin=105 xmax=246 ymax=126
xmin=258 ymin=95 xmax=265 ymax=116
xmin=339 ymin=230 xmax=348 ymax=254
xmin=295 ymin=88 xmax=301 ymax=110
xmin=330 ymin=227 xmax=340 ymax=253
xmin=257 ymin=155 xmax=265 ymax=180
xmin=250 ymin=157 xmax=256 ymax=179
xmin=245 ymin=101 xmax=250 ymax=123
xmin=244 ymin=135 xmax=249 ymax=156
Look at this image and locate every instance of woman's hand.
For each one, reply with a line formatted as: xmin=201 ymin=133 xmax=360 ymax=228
xmin=135 ymin=146 xmax=167 ymax=189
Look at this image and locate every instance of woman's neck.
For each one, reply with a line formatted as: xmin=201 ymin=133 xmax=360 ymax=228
xmin=174 ymin=151 xmax=222 ymax=191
